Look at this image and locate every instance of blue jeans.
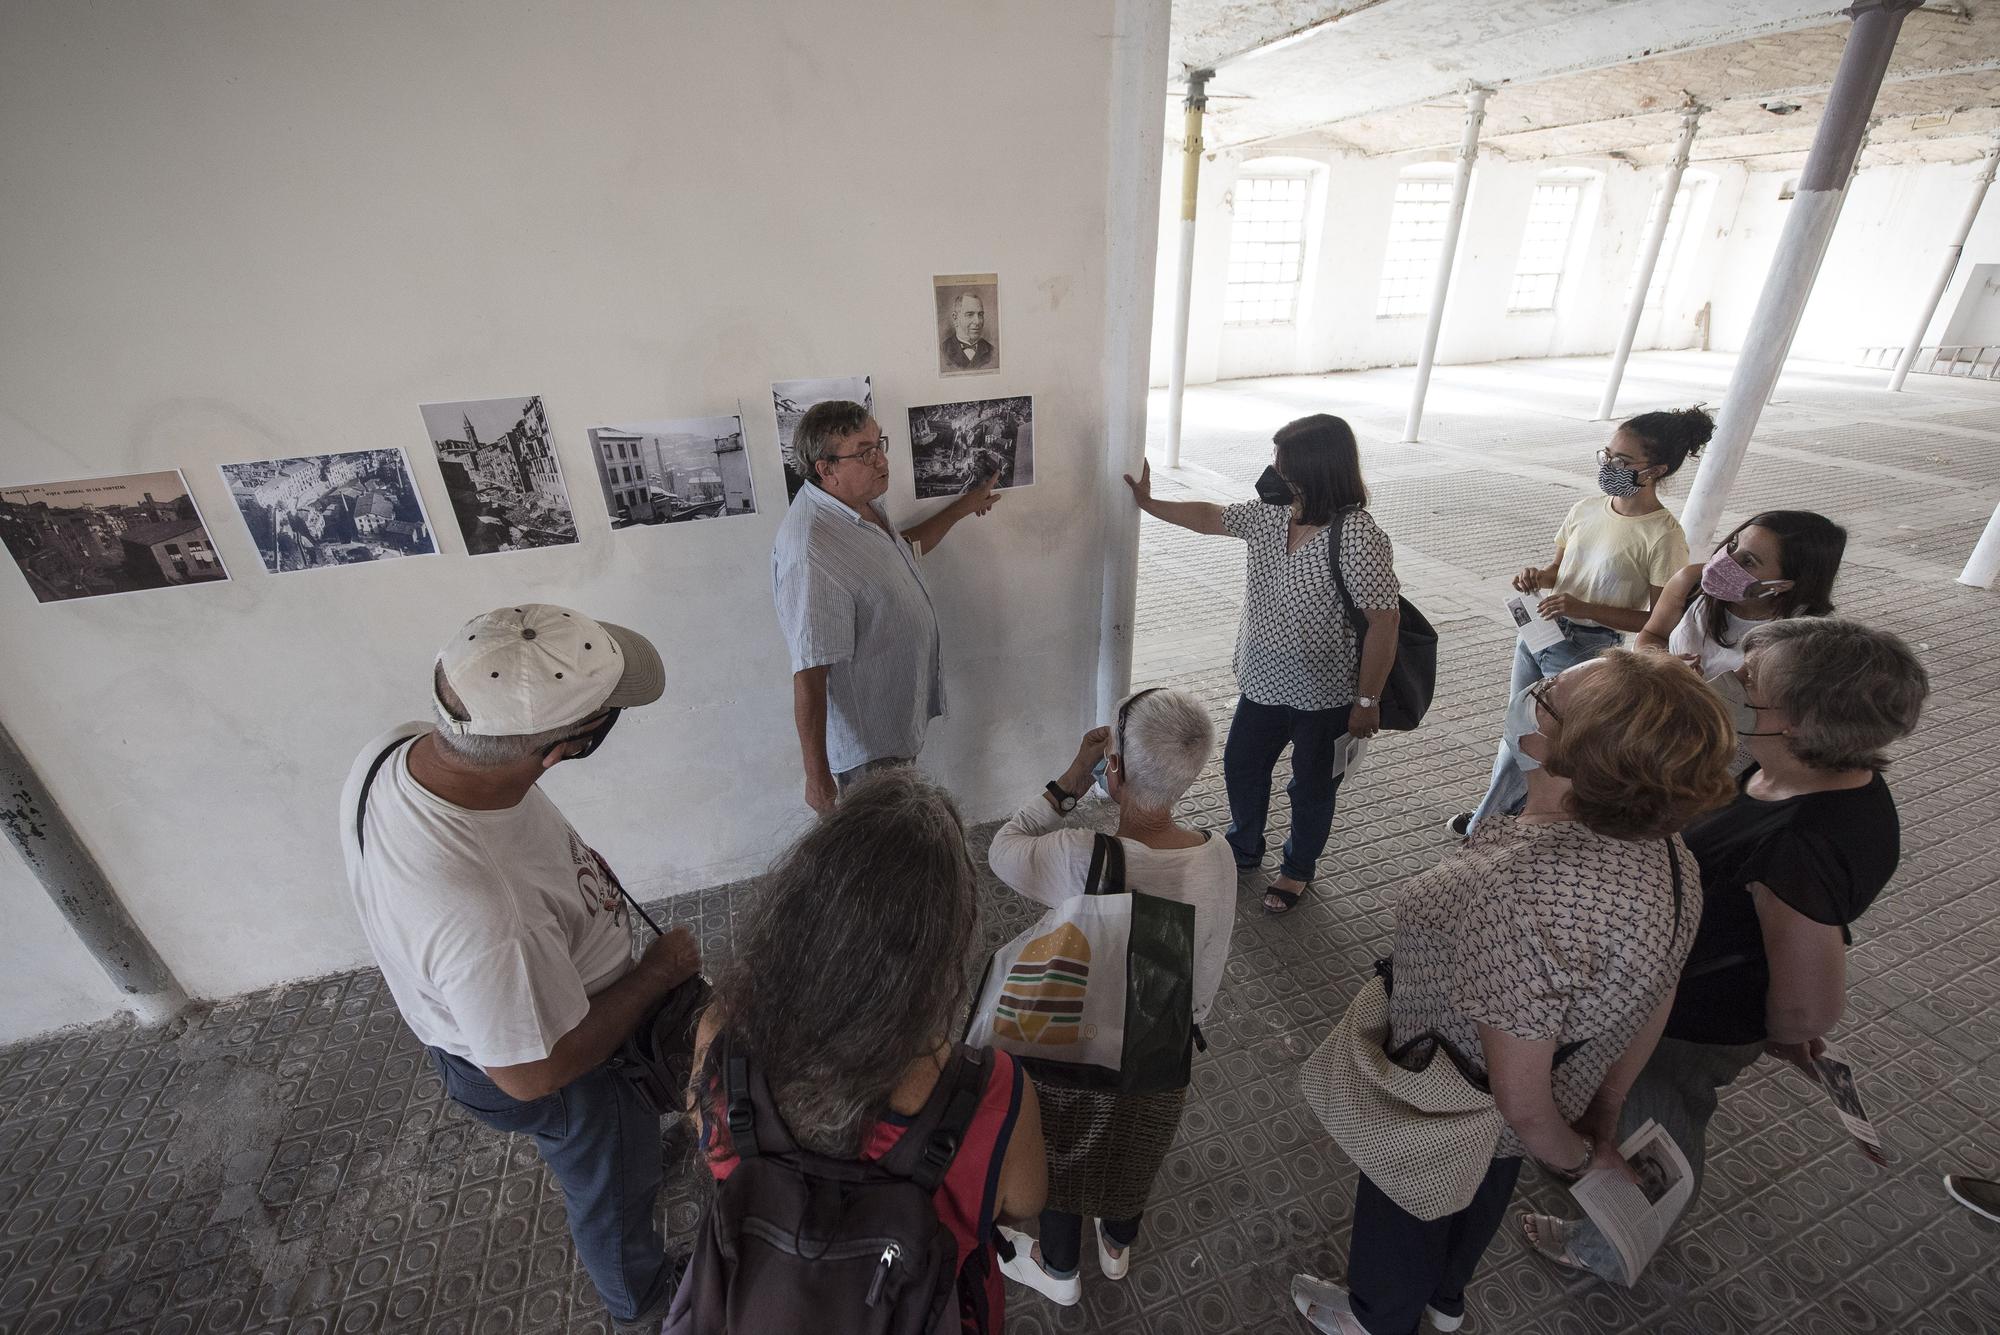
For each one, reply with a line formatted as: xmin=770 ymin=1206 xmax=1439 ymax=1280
xmin=428 ymin=1049 xmax=669 ymax=1322
xmin=1223 ymin=695 xmax=1353 ymax=883
xmin=1467 ymin=622 xmax=1621 ymax=831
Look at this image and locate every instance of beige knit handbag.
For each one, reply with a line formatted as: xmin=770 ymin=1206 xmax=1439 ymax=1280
xmin=1299 ymin=974 xmax=1502 ymax=1221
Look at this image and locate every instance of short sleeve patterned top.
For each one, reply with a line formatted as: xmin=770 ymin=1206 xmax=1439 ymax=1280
xmin=1219 ymin=502 xmax=1400 ymax=711
xmin=1386 ymin=816 xmax=1700 ymax=1159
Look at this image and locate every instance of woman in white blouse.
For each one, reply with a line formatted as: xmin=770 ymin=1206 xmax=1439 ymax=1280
xmin=1126 ymin=414 xmax=1401 ymax=915
xmin=986 ymin=687 xmax=1236 ymax=1308
xmin=1635 ymin=510 xmax=1845 ymax=677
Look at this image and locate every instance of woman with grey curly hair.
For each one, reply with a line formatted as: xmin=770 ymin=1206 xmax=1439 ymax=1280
xmin=985 ymin=686 xmax=1235 ymax=1307
xmin=687 ymin=769 xmax=1046 ymax=1331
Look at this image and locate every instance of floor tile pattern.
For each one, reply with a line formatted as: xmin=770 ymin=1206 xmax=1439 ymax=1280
xmin=2 ymin=353 xmax=1995 ymax=1334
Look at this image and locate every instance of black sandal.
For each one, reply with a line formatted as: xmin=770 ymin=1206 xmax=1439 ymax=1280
xmin=1263 ymin=882 xmax=1310 ymax=915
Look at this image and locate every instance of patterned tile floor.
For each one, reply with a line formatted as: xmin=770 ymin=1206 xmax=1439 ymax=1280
xmin=3 ymin=353 xmax=1997 ymax=1334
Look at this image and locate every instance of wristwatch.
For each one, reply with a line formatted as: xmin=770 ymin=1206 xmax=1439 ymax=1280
xmin=1353 ymin=695 xmax=1379 ymax=709
xmin=1045 ymin=780 xmax=1081 ymax=814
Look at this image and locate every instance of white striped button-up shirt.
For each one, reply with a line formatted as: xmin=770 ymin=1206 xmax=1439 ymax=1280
xmin=771 ymin=482 xmax=945 ymax=773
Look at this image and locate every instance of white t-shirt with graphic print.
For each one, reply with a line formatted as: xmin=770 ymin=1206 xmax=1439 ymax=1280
xmin=340 ymin=723 xmax=635 ymax=1069
xmin=1220 ymin=501 xmax=1401 ymax=711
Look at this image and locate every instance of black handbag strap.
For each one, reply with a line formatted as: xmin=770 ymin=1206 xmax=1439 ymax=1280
xmin=1665 ymin=839 xmax=1685 ymax=943
xmin=1083 ymin=832 xmax=1126 ymax=896
xmin=353 ymin=735 xmax=416 ymax=857
xmin=1324 ymin=507 xmax=1371 ymax=641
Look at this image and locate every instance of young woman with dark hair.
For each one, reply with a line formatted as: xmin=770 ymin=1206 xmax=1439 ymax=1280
xmin=1637 ymin=509 xmax=1847 ymax=677
xmin=1125 ymin=413 xmax=1401 ymax=915
xmin=1451 ymin=406 xmax=1714 ymax=837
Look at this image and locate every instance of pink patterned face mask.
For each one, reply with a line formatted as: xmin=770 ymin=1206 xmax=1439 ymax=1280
xmin=1700 ymin=547 xmax=1760 ymax=601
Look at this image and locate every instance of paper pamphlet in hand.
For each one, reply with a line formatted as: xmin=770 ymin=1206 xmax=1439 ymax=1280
xmin=1568 ymin=1120 xmax=1694 ymax=1286
xmin=1506 ymin=591 xmax=1566 ymax=653
xmin=1810 ymin=1044 xmax=1888 ymax=1167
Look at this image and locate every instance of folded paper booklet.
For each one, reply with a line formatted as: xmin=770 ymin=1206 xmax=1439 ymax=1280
xmin=1505 ymin=591 xmax=1567 ymax=653
xmin=1809 ymin=1044 xmax=1888 ymax=1168
xmin=1568 ymin=1119 xmax=1694 ymax=1286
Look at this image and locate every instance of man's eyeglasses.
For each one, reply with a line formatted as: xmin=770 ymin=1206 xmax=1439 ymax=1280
xmin=1526 ymin=677 xmax=1562 ymax=723
xmin=823 ymin=435 xmax=890 ymax=465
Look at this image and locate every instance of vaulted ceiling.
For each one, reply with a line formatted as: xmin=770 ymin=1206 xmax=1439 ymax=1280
xmin=1171 ymin=0 xmax=2000 ymax=172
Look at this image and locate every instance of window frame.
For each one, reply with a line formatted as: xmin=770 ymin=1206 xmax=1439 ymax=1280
xmin=1507 ymin=174 xmax=1591 ymax=314
xmin=1222 ymin=170 xmax=1314 ymax=328
xmin=1374 ymin=165 xmax=1460 ymax=320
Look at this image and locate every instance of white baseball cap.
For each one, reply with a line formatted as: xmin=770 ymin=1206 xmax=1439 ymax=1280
xmin=434 ymin=604 xmax=665 ymax=736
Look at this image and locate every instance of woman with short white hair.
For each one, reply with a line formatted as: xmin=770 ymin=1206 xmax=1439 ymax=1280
xmin=985 ymin=686 xmax=1236 ymax=1306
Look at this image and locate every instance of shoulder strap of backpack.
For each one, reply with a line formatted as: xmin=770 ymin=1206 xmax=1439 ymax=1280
xmin=1083 ymin=832 xmax=1126 ymax=896
xmin=354 ymin=736 xmax=417 ymax=858
xmin=1324 ymin=507 xmax=1369 ymax=639
xmin=878 ymin=1044 xmax=989 ymax=1193
xmin=720 ymin=1035 xmax=798 ymax=1161
xmin=1665 ymin=839 xmax=1685 ymax=941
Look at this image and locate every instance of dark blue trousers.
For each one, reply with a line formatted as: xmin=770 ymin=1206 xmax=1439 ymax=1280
xmin=429 ymin=1049 xmax=669 ymax=1322
xmin=1223 ymin=695 xmax=1353 ymax=883
xmin=1346 ymin=1157 xmax=1522 ymax=1335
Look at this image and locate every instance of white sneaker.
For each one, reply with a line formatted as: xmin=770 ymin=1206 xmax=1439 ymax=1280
xmin=1291 ymin=1274 xmax=1368 ymax=1335
xmin=997 ymin=1225 xmax=1081 ymax=1306
xmin=1425 ymin=1303 xmax=1465 ymax=1331
xmin=1093 ymin=1218 xmax=1130 ymax=1280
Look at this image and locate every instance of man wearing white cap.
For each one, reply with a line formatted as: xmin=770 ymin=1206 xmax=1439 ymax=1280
xmin=340 ymin=603 xmax=699 ymax=1329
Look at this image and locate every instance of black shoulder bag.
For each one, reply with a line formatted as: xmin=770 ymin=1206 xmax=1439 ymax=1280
xmin=1327 ymin=508 xmax=1438 ymax=731
xmin=354 ymin=733 xmax=710 ymax=1115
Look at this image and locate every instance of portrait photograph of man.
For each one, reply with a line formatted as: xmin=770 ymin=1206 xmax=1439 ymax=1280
xmin=933 ymin=273 xmax=1000 ymax=377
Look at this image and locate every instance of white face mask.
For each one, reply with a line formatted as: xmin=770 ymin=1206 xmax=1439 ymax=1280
xmin=1500 ymin=681 xmax=1546 ymax=773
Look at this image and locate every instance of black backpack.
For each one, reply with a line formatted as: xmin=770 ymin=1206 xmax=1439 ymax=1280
xmin=665 ymin=1040 xmax=993 ymax=1335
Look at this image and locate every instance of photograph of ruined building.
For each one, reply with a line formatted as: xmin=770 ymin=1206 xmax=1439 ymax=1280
xmin=0 ymin=469 xmax=228 ymax=602
xmin=418 ymin=395 xmax=578 ymax=554
xmin=586 ymin=415 xmax=756 ymax=528
xmin=220 ymin=449 xmax=435 ymax=573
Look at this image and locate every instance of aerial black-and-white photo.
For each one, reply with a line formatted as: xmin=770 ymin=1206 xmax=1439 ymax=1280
xmin=0 ymin=469 xmax=229 ymax=603
xmin=418 ymin=395 xmax=579 ymax=554
xmin=772 ymin=374 xmax=873 ymax=500
xmin=586 ymin=415 xmax=756 ymax=528
xmin=907 ymin=395 xmax=1033 ymax=499
xmin=219 ymin=449 xmax=436 ymax=574
xmin=934 ymin=273 xmax=1000 ymax=377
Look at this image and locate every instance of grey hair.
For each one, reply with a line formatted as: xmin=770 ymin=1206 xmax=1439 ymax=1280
xmin=430 ymin=664 xmax=577 ymax=767
xmin=706 ymin=769 xmax=979 ymax=1157
xmin=792 ymin=399 xmax=871 ymax=480
xmin=1742 ymin=616 xmax=1928 ymax=771
xmin=951 ymin=290 xmax=984 ymax=314
xmin=1113 ymin=687 xmax=1214 ymax=814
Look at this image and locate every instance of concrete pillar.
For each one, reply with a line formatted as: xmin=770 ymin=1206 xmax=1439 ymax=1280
xmin=1599 ymin=104 xmax=1702 ymax=421
xmin=1768 ymin=129 xmax=1870 ymax=406
xmin=1402 ymin=85 xmax=1489 ymax=444
xmin=1890 ymin=136 xmax=2000 ymax=391
xmin=1 ymin=718 xmax=189 ymax=1027
xmin=1678 ymin=1 xmax=1918 ymax=550
xmin=1961 ymin=502 xmax=2000 ymax=588
xmin=1163 ymin=68 xmax=1211 ymax=470
xmin=1096 ymin=0 xmax=1171 ymax=720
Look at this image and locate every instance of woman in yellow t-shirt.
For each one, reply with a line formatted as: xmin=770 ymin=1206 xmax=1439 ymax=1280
xmin=1451 ymin=406 xmax=1713 ymax=836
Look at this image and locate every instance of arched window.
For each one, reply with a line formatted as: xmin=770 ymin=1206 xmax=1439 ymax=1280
xmin=1509 ymin=169 xmax=1597 ymax=312
xmin=1225 ymin=159 xmax=1318 ymax=325
xmin=1375 ymin=164 xmax=1457 ymax=318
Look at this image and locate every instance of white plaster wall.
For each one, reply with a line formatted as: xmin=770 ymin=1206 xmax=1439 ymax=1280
xmin=1709 ymin=159 xmax=2000 ymax=363
xmin=0 ymin=0 xmax=1143 ymax=1042
xmin=1150 ymin=148 xmax=1738 ymax=387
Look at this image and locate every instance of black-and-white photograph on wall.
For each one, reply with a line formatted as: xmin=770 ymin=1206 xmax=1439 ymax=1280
xmin=772 ymin=375 xmax=873 ymax=500
xmin=219 ymin=449 xmax=436 ymax=573
xmin=418 ymin=395 xmax=579 ymax=554
xmin=934 ymin=273 xmax=999 ymax=377
xmin=587 ymin=416 xmax=756 ymax=528
xmin=907 ymin=396 xmax=1033 ymax=499
xmin=0 ymin=469 xmax=230 ymax=603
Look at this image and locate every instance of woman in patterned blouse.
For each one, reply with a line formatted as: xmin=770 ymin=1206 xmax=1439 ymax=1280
xmin=1293 ymin=650 xmax=1736 ymax=1335
xmin=1125 ymin=414 xmax=1400 ymax=915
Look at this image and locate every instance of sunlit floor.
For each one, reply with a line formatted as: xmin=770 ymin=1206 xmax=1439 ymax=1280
xmin=3 ymin=352 xmax=1996 ymax=1335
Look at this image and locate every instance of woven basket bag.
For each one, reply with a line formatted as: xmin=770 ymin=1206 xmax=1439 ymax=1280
xmin=1299 ymin=974 xmax=1502 ymax=1221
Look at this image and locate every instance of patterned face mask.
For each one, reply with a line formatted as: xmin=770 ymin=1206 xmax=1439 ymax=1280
xmin=1596 ymin=458 xmax=1645 ymax=497
xmin=1499 ymin=681 xmax=1545 ymax=774
xmin=1700 ymin=547 xmax=1760 ymax=601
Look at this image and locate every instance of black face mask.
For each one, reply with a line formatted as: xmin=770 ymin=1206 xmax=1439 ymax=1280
xmin=545 ymin=708 xmax=622 ymax=762
xmin=1255 ymin=465 xmax=1294 ymax=506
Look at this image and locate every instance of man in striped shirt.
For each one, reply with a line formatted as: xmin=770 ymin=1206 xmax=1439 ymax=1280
xmin=772 ymin=400 xmax=1000 ymax=813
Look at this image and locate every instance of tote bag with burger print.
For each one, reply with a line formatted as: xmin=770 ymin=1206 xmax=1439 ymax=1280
xmin=965 ymin=834 xmax=1196 ymax=1095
